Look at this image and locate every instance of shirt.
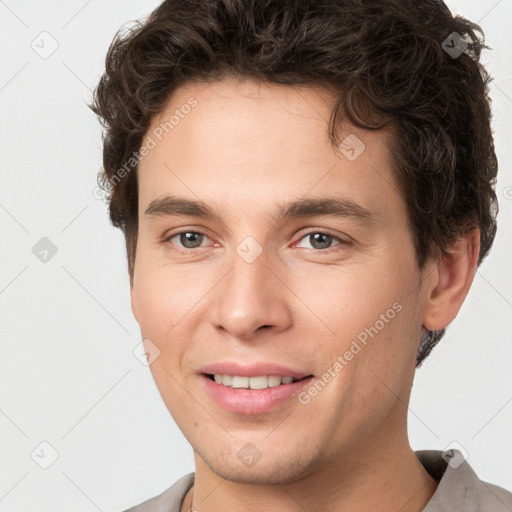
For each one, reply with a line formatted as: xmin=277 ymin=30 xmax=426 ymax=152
xmin=123 ymin=449 xmax=512 ymax=511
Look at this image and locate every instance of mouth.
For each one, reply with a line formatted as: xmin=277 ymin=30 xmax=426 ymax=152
xmin=200 ymin=372 xmax=315 ymax=414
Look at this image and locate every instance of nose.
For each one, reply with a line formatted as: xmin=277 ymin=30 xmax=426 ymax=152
xmin=209 ymin=250 xmax=293 ymax=342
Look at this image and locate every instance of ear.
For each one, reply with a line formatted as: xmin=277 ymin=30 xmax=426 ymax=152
xmin=422 ymin=229 xmax=480 ymax=331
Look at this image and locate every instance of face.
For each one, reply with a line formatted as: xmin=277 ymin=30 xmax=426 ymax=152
xmin=131 ymin=77 xmax=432 ymax=484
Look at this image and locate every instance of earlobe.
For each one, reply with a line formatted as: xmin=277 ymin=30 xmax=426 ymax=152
xmin=423 ymin=229 xmax=480 ymax=331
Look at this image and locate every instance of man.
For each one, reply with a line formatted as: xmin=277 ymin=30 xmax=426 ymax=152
xmin=90 ymin=0 xmax=511 ymax=510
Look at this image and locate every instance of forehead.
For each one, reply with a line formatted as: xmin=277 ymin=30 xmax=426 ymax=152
xmin=137 ymin=77 xmax=400 ymax=222
xmin=145 ymin=77 xmax=341 ymax=165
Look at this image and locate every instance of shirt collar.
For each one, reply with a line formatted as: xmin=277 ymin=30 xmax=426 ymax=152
xmin=417 ymin=449 xmax=511 ymax=511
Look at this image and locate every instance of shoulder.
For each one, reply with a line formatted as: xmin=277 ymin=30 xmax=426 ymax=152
xmin=417 ymin=450 xmax=512 ymax=511
xmin=122 ymin=473 xmax=195 ymax=512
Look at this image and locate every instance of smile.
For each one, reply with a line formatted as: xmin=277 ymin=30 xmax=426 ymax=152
xmin=209 ymin=374 xmax=301 ymax=389
xmin=201 ymin=373 xmax=314 ymax=414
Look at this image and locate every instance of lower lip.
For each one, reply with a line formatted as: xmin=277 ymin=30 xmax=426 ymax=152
xmin=200 ymin=374 xmax=314 ymax=414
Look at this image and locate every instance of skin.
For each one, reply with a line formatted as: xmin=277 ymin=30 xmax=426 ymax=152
xmin=130 ymin=76 xmax=480 ymax=512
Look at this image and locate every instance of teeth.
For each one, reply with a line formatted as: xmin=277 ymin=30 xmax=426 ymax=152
xmin=232 ymin=376 xmax=249 ymax=388
xmin=221 ymin=374 xmax=233 ymax=386
xmin=249 ymin=376 xmax=269 ymax=389
xmin=267 ymin=375 xmax=282 ymax=387
xmin=211 ymin=374 xmax=298 ymax=389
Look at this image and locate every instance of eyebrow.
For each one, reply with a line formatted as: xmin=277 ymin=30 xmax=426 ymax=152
xmin=144 ymin=195 xmax=377 ymax=226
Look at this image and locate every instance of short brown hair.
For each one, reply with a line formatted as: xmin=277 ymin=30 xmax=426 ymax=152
xmin=89 ymin=0 xmax=498 ymax=366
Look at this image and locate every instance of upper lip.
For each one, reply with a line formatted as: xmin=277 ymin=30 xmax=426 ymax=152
xmin=200 ymin=362 xmax=313 ymax=379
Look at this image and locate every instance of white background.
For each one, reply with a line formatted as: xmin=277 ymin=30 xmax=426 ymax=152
xmin=0 ymin=0 xmax=510 ymax=510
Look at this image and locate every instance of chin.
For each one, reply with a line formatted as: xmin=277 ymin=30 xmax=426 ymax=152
xmin=200 ymin=447 xmax=321 ymax=485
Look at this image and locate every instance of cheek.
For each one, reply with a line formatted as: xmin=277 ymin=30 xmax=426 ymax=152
xmin=132 ymin=266 xmax=200 ymax=413
xmin=132 ymin=261 xmax=198 ymax=334
xmin=290 ymin=262 xmax=400 ymax=342
xmin=304 ymin=257 xmax=420 ymax=393
xmin=131 ymin=259 xmax=218 ymax=372
xmin=337 ymin=287 xmax=422 ymax=416
xmin=132 ymin=277 xmax=170 ymax=336
xmin=311 ymin=299 xmax=419 ymax=441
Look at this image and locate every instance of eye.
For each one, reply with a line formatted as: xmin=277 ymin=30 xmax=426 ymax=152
xmin=294 ymin=231 xmax=348 ymax=252
xmin=165 ymin=230 xmax=211 ymax=253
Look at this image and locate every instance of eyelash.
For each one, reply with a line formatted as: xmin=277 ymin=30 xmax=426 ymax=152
xmin=163 ymin=229 xmax=350 ymax=255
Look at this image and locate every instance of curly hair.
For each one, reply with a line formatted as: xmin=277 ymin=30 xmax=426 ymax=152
xmin=89 ymin=0 xmax=498 ymax=366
